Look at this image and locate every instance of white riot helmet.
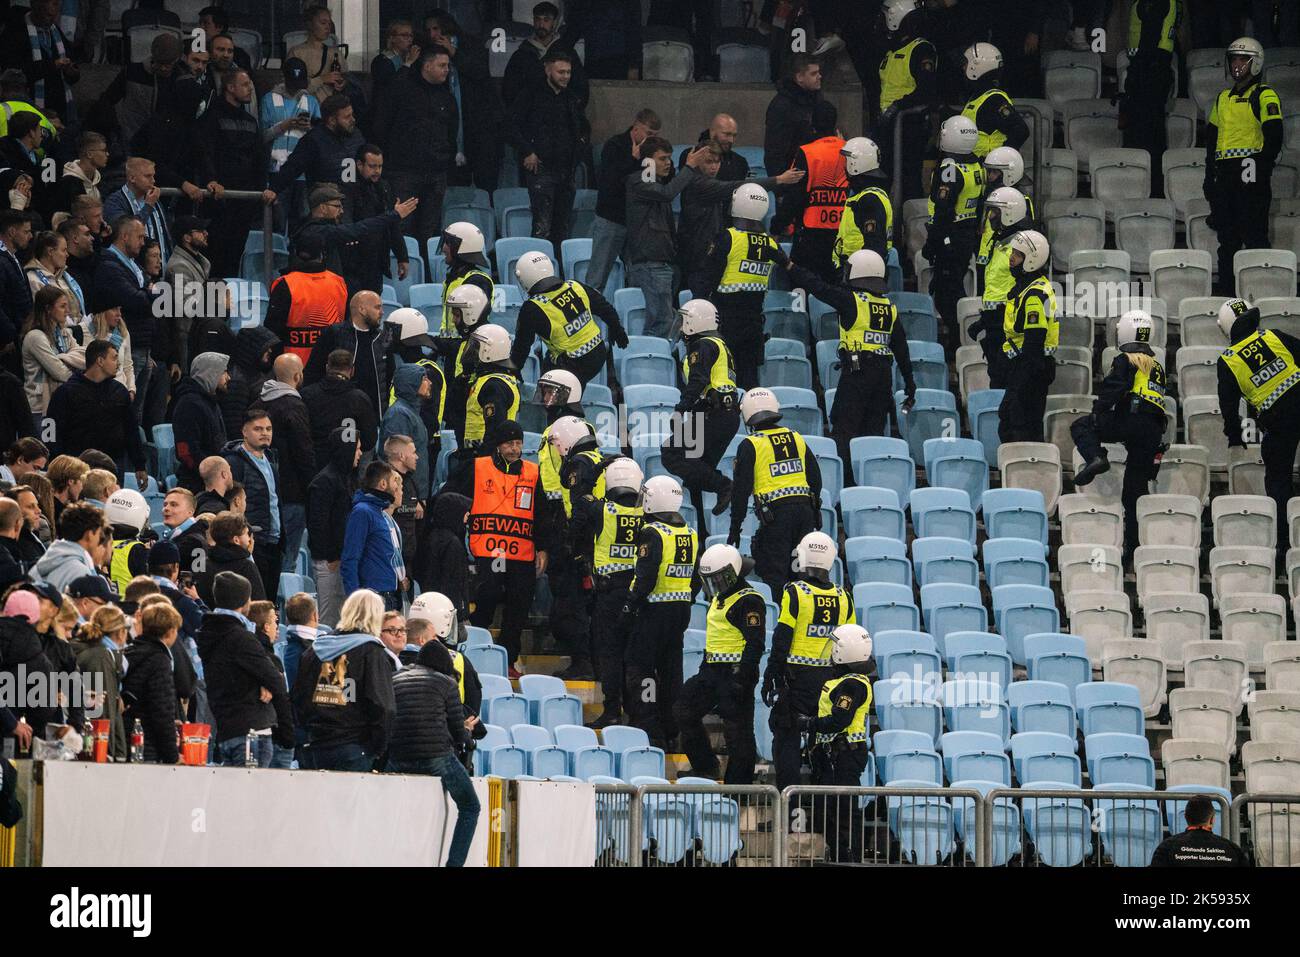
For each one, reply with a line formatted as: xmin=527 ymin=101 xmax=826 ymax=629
xmin=1217 ymin=298 xmax=1253 ymax=340
xmin=514 ymin=250 xmax=557 ymax=294
xmin=677 ymin=298 xmax=719 ymax=337
xmin=792 ymin=530 xmax=837 ymax=579
xmin=847 ymin=249 xmax=887 ymax=285
xmin=984 ymin=146 xmax=1025 ymax=187
xmin=739 ymin=387 xmax=782 ymax=428
xmin=547 ymin=415 xmax=593 ymax=457
xmin=840 ymin=136 xmax=881 ymax=177
xmin=699 ymin=543 xmax=743 ymax=601
xmin=105 ymin=488 xmax=149 ymax=533
xmin=731 ymin=183 xmax=770 ymax=221
xmin=466 ymin=323 xmax=512 ymax=366
xmin=963 ymin=42 xmax=1003 ymax=82
xmin=603 ymin=457 xmax=644 ymax=495
xmin=1116 ymin=309 xmax=1154 ymax=348
xmin=938 ymin=115 xmax=979 ymax=154
xmin=409 ymin=591 xmax=457 ymax=640
xmin=534 ymin=368 xmax=582 ymax=408
xmin=442 ymin=221 xmax=488 ymax=266
xmin=446 ymin=284 xmax=490 ymax=331
xmin=387 ymin=307 xmax=437 ymax=348
xmin=1226 ymin=36 xmax=1264 ymax=80
xmin=882 ymin=0 xmax=920 ymax=33
xmin=1008 ymin=229 xmax=1050 ymax=274
xmin=829 ymin=623 xmax=874 ymax=666
xmin=984 ymin=186 xmax=1028 ymax=230
xmin=639 ymin=474 xmax=683 ymax=516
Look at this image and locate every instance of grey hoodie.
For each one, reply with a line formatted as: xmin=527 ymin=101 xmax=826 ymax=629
xmin=260 ymin=379 xmax=301 ymax=403
xmin=190 ymin=352 xmax=230 ymax=394
xmin=33 ymin=540 xmax=100 ymax=593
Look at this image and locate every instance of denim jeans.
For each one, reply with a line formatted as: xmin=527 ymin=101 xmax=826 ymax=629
xmin=216 ymin=734 xmax=274 ymax=768
xmin=386 ymin=753 xmax=481 ymax=867
xmin=308 ymin=741 xmax=373 ymax=772
xmin=626 ymin=261 xmax=676 ymax=338
xmin=279 ymin=502 xmax=307 ymax=573
xmin=313 ymin=559 xmax=345 ymax=627
xmin=525 ymin=166 xmax=575 ymax=246
xmin=270 ymin=744 xmax=295 ymax=769
xmin=586 ymin=215 xmax=626 ymax=295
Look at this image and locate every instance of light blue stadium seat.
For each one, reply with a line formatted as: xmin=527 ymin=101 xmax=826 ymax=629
xmin=151 ymin=424 xmax=176 ymax=481
xmin=886 ymin=785 xmax=956 ymax=865
xmin=910 ymin=486 xmax=976 ymax=544
xmin=480 ymin=675 xmax=529 ymax=728
xmin=1164 ymin=784 xmax=1232 ymax=836
xmin=982 ymin=488 xmax=1049 ymax=544
xmin=602 ymin=726 xmax=666 ymax=779
xmin=424 ymin=238 xmax=449 ymax=282
xmin=992 ymin=585 xmax=1061 ymax=666
xmin=277 ymin=573 xmax=313 ymax=605
xmin=888 ymin=291 xmax=938 ymax=341
xmin=1075 ymin=682 xmax=1145 ymax=736
xmin=804 ymin=435 xmax=843 ymax=501
xmin=409 ymin=283 xmax=444 ymax=313
xmin=765 ymin=337 xmax=805 ymax=359
xmin=1086 ymin=732 xmax=1156 ymax=789
xmin=442 ymin=204 xmax=495 ymax=247
xmin=478 ymin=723 xmax=528 ymax=777
xmin=1008 ymin=680 xmax=1077 ymax=737
xmin=763 ymin=355 xmax=814 ymax=389
xmin=465 ymin=643 xmax=508 ymax=677
xmin=1095 ymin=792 xmax=1163 ymax=866
xmin=951 ymin=779 xmax=1022 ymax=864
xmin=814 ymin=338 xmax=840 ymax=390
xmin=873 ymin=729 xmax=935 ymax=782
xmin=519 ymin=674 xmax=583 ymax=730
xmin=552 ymin=724 xmax=616 ymax=780
xmin=876 ymin=738 xmax=943 ymax=786
xmin=849 ymin=436 xmax=915 ymax=508
xmin=845 ymin=536 xmax=911 ymax=587
xmin=919 ymin=583 xmax=987 ymax=656
xmin=923 ymin=437 xmax=989 ymax=512
xmin=911 ymin=536 xmax=979 ymax=588
xmin=613 ymin=287 xmax=646 ymax=334
xmin=494 ymin=238 xmax=554 ymax=284
xmin=1024 ymin=633 xmax=1091 ymax=702
xmin=510 ymin=724 xmax=569 ymax=778
xmin=873 ymin=630 xmax=937 ymax=660
xmin=841 ymin=486 xmax=906 ymax=540
xmin=896 ymin=389 xmax=957 ymax=463
xmin=683 ymin=648 xmax=703 ymax=681
xmin=623 ymin=383 xmax=680 ymax=410
xmin=1012 ymin=732 xmax=1082 ymax=787
xmin=945 ymin=631 xmax=1012 ymax=688
xmin=877 ymin=633 xmax=943 ymax=683
xmin=618 ymin=350 xmax=677 ymax=385
xmin=853 ymin=582 xmax=921 ymax=635
xmin=560 ymin=237 xmax=592 ymax=282
xmin=1023 ymin=791 xmax=1091 ymax=866
xmin=899 ymin=339 xmax=948 ymax=392
xmin=872 ymin=680 xmax=942 ymax=745
xmin=762 ymin=291 xmax=810 ymax=344
xmin=767 ymin=386 xmax=822 ymax=436
xmin=571 ymin=189 xmax=598 ymax=240
xmin=982 ymin=537 xmax=1051 ymax=589
xmin=699 ymin=796 xmax=744 ymax=864
xmin=940 ymin=730 xmax=1011 ymax=785
xmin=965 ymin=389 xmax=1007 ymax=465
xmin=387 ymin=254 xmax=423 ymax=306
xmin=942 ymin=679 xmax=1011 ymax=746
xmin=500 ymin=206 xmax=533 ymax=240
xmin=446 ymin=186 xmax=489 ymax=209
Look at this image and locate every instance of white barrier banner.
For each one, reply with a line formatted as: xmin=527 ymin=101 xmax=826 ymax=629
xmin=516 ymin=780 xmax=596 ymax=867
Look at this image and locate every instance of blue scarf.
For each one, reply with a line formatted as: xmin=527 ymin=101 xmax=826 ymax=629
xmin=26 ymin=14 xmax=66 ymax=111
xmin=162 ymin=517 xmax=195 ymax=541
xmin=108 ymin=243 xmax=144 ymax=288
xmin=212 ymin=607 xmax=256 ymax=632
xmin=313 ymin=631 xmax=384 ymax=662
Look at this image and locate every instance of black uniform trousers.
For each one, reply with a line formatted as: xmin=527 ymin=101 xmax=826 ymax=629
xmin=753 ymin=497 xmax=816 ymax=597
xmin=811 ymin=741 xmax=871 ymax=862
xmin=673 ymin=662 xmax=758 ymax=783
xmin=253 ymin=540 xmax=282 ymax=610
xmin=547 ymin=549 xmax=592 ymax=661
xmin=541 ymin=342 xmax=608 ymax=388
xmin=791 ymin=228 xmax=839 ymax=285
xmin=625 ymin=601 xmax=692 ymax=747
xmin=1122 ymin=54 xmax=1173 ymax=197
xmin=471 ymin=556 xmax=535 ymax=666
xmin=772 ymin=663 xmax=832 ymax=791
xmin=718 ymin=313 xmax=765 ymax=391
xmin=831 ymin=357 xmax=894 ymax=486
xmin=998 ymin=355 xmax=1056 ymax=443
xmin=1211 ymin=157 xmax=1273 ymax=296
xmin=662 ymin=402 xmax=739 ymax=536
xmin=876 ymin=113 xmax=929 ymax=204
xmin=1260 ymin=402 xmax=1300 ymax=552
xmin=593 ymin=578 xmax=632 ymax=714
xmin=1070 ymin=407 xmax=1166 ymax=553
xmin=929 ymin=229 xmax=978 ymax=354
xmin=977 ymin=307 xmax=1009 ymax=389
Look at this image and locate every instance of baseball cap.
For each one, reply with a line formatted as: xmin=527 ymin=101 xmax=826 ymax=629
xmin=67 ymin=575 xmax=117 ymax=602
xmin=28 ymin=581 xmax=63 ymax=606
xmin=309 ymin=183 xmax=344 ymax=209
xmin=147 ymin=541 xmax=180 ymax=569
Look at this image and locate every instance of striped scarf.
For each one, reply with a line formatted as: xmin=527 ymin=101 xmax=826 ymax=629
xmin=26 ymin=14 xmax=67 ymax=114
xmin=383 ymin=511 xmax=405 ymax=585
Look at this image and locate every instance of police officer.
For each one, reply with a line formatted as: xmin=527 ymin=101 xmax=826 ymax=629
xmin=1217 ymin=298 xmax=1300 ymax=551
xmin=1205 ymin=38 xmax=1285 ymax=295
xmin=386 ymin=306 xmax=446 ymax=469
xmin=704 ymin=183 xmax=786 ymax=390
xmin=438 ymin=222 xmax=494 ymax=356
xmin=664 ymin=299 xmax=739 ymax=533
xmin=998 ymin=230 xmax=1058 ymax=444
xmin=1151 ymin=797 xmax=1249 ymax=867
xmin=765 ymin=531 xmax=856 ymax=792
xmin=408 ymin=590 xmax=485 ymax=721
xmin=977 ymin=148 xmax=1034 ymax=285
xmin=925 ymin=116 xmax=986 ymax=353
xmin=874 ymin=0 xmax=937 ymax=203
xmin=792 ymin=623 xmax=874 ymax=862
xmin=105 ymin=488 xmax=153 ymax=596
xmin=1071 ymin=309 xmax=1168 ymax=559
xmin=622 ymin=475 xmax=699 ymax=748
xmin=572 ymin=456 xmax=644 ymax=728
xmin=673 ymin=543 xmax=765 ymax=783
xmin=729 ymin=388 xmax=823 ymax=597
xmin=973 ymin=186 xmax=1031 ymax=389
xmin=511 ymin=251 xmax=629 ymax=386
xmin=443 ymin=283 xmax=491 ymax=442
xmin=833 ymin=137 xmax=893 ymax=272
xmin=534 ymin=369 xmax=590 ymax=501
xmin=787 ymin=250 xmax=915 ymax=485
xmin=959 ymin=43 xmax=1029 ymax=160
xmin=459 ymin=324 xmax=521 ymax=454
xmin=782 ymin=101 xmax=847 ymax=283
xmin=1122 ymin=0 xmax=1182 ymax=197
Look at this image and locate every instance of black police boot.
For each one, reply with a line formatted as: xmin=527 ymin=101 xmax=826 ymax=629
xmin=1073 ymin=453 xmax=1110 ymax=487
xmin=587 ymin=708 xmax=622 ymax=729
xmin=557 ymin=658 xmax=595 ymax=680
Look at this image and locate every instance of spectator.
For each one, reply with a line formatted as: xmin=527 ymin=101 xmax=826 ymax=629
xmin=23 ymin=473 xmax=56 ymax=547
xmin=565 ymin=0 xmax=644 ymax=80
xmin=219 ymin=327 xmax=281 ymax=437
xmin=160 ymin=487 xmax=206 ymax=576
xmin=258 ymin=354 xmax=314 ymax=572
xmin=58 ymin=132 xmax=108 ymax=211
xmin=222 ymin=408 xmax=283 ymax=600
xmin=145 ymin=541 xmax=205 ymax=643
xmin=20 ymin=286 xmax=75 ymax=424
xmin=0 ymin=114 xmax=47 ymax=215
xmin=0 ymin=498 xmax=26 ymax=591
xmin=71 ymin=602 xmax=129 ymax=761
xmin=45 ymin=339 xmax=148 ymax=483
xmin=196 ymin=456 xmax=235 ymax=517
xmin=0 ymin=366 xmax=35 ymax=451
xmin=197 ymin=570 xmax=292 ymax=768
xmin=91 ymin=31 xmax=178 ymax=153
xmin=0 ymin=170 xmax=34 ymax=218
xmin=291 ymin=587 xmax=396 ymax=771
xmin=28 ymin=579 xmax=84 ymax=729
xmin=172 ymin=45 xmax=215 ymax=129
xmin=302 ymin=349 xmax=377 ymax=471
xmin=503 ymin=2 xmax=589 ymax=107
xmin=303 ymin=290 xmax=391 ymax=420
xmin=387 ymin=637 xmax=479 ymax=865
xmin=371 ymin=20 xmax=421 ymax=101
xmin=339 ymin=144 xmax=409 ymax=299
xmin=261 ymin=59 xmax=321 ymax=201
xmin=76 ymin=304 xmax=135 ymax=397
xmin=508 ymin=49 xmax=588 ymax=247
xmin=268 ymin=91 xmax=361 ymax=200
xmin=162 ymin=216 xmax=220 ymax=379
xmin=206 ymin=32 xmax=241 ymax=95
xmin=0 ymin=589 xmax=54 ymax=753
xmin=1151 ymin=798 xmax=1249 ymax=866
xmin=308 ymin=428 xmax=361 ymax=627
xmin=288 ymin=5 xmax=342 ymax=101
xmin=589 ymin=108 xmax=661 ymax=293
xmin=0 ymin=0 xmax=80 ymax=138
xmin=624 ymin=139 xmax=708 ymax=336
xmin=438 ymin=18 xmax=504 ymax=195
xmin=172 ymin=352 xmax=230 ymax=493
xmin=0 ymin=209 xmax=35 ymax=365
xmin=80 ymin=468 xmax=117 ymax=509
xmin=379 ymin=366 xmax=432 ymax=500
xmin=120 ymin=601 xmax=183 ymax=763
xmin=246 ymin=598 xmax=295 ymax=767
xmin=763 ymin=54 xmax=823 ymax=229
xmin=26 ymin=228 xmax=85 ymax=322
xmin=379 ymin=609 xmax=407 ymax=664
xmin=341 ymin=459 xmax=407 ymax=610
xmin=91 ymin=216 xmax=164 ymax=426
xmin=2 ymin=438 xmax=48 ymax=485
xmin=197 ymin=7 xmax=252 ymax=71
xmin=47 ymin=454 xmax=87 ymax=526
xmin=413 ymin=491 xmax=471 ymax=627
xmin=62 ymin=213 xmax=100 ymax=295
xmin=102 ymin=159 xmax=172 ymax=269
xmin=290 ymin=184 xmax=415 ymax=283
xmin=372 ymin=47 xmax=457 ymax=251
xmin=282 ymin=591 xmax=319 ymax=691
xmin=196 ymin=511 xmax=265 ymax=607
xmin=383 ymin=434 xmax=424 ymax=578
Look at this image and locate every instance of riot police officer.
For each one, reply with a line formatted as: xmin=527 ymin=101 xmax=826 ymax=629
xmin=925 ymin=116 xmax=985 ymax=354
xmin=765 ymin=531 xmax=855 ymax=792
xmin=728 ymin=388 xmax=823 ymax=597
xmin=106 ymin=488 xmax=153 ymax=596
xmin=443 ymin=283 xmax=491 ymax=443
xmin=439 ymin=222 xmax=494 ymax=355
xmin=459 ymin=324 xmax=521 ymax=453
xmin=833 ymin=137 xmax=893 ymax=272
xmin=977 ymin=147 xmax=1034 ymax=285
xmin=408 ymin=590 xmax=485 ymax=721
xmin=997 ymin=230 xmax=1058 ymax=443
xmin=1121 ymin=0 xmax=1181 ymax=196
xmin=1071 ymin=309 xmax=1169 ymax=558
xmin=874 ymin=0 xmax=938 ymax=203
xmin=973 ymin=186 xmax=1031 ymax=389
xmin=674 ymin=543 xmax=765 ymax=783
xmin=386 ymin=306 xmax=446 ymax=470
xmin=959 ymin=43 xmax=1029 ymax=160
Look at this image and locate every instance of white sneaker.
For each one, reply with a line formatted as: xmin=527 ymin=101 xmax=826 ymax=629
xmin=812 ymin=33 xmax=844 ymax=57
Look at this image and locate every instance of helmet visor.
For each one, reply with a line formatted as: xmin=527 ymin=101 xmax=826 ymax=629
xmin=701 ymin=565 xmax=738 ymax=601
xmin=533 ymin=379 xmax=571 ymax=408
xmin=669 ymin=309 xmax=686 ymax=343
xmin=440 ymin=611 xmax=460 ymax=645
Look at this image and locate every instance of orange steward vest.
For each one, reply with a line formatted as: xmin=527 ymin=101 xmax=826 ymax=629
xmin=468 ymin=455 xmax=540 ymax=562
xmin=273 ymin=268 xmax=348 ymax=363
xmin=800 ymin=136 xmax=849 ymax=231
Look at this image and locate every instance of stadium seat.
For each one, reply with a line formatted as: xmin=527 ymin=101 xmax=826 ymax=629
xmin=494 ymin=238 xmax=554 ymax=285
xmin=845 ymin=536 xmax=912 ymax=587
xmin=1219 ymin=592 xmax=1287 ymax=670
xmin=1267 ymin=640 xmax=1300 ymax=693
xmin=903 ymin=340 xmax=948 ymax=391
xmin=478 ymin=724 xmax=528 ymax=777
xmin=601 ymin=726 xmax=667 ymax=780
xmin=896 ymin=389 xmax=957 ymax=463
xmin=1208 ymin=546 xmax=1275 ymax=606
xmin=1136 ymin=494 xmax=1202 ymax=548
xmin=910 ymin=487 xmax=976 ymax=544
xmin=853 ymin=582 xmax=921 ymax=635
xmin=1075 ymin=681 xmax=1144 ymax=738
xmin=1011 ymin=732 xmax=1081 ymax=787
xmin=849 ymin=437 xmax=915 ymax=508
xmin=872 ymin=680 xmax=942 ymax=745
xmin=1063 ymin=100 xmax=1121 ymax=171
xmin=887 ymin=291 xmax=939 ymax=342
xmin=955 ymin=344 xmax=989 ymax=399
xmin=841 ymin=486 xmax=906 ymax=540
xmin=1040 ymin=147 xmax=1079 ymax=199
xmin=1247 ymin=691 xmax=1300 ymax=744
xmin=553 ymin=724 xmax=617 ymax=780
xmin=1161 ymin=739 xmax=1231 ymax=793
xmin=1176 ymin=345 xmax=1224 ymax=399
xmin=940 ymin=730 xmax=1011 ymax=784
xmin=1235 ymin=249 xmax=1298 ymax=302
xmin=1022 ymin=791 xmax=1091 ymax=867
xmin=911 ymin=536 xmax=979 ymax=588
xmin=1058 ymin=494 xmax=1124 ymax=548
xmin=717 ymin=41 xmax=768 ymax=82
xmin=1024 ymin=634 xmax=1091 ymax=701
xmin=763 ymin=355 xmax=814 ymax=389
xmin=1008 ymin=680 xmax=1076 ymax=737
xmin=1043 ymin=199 xmax=1106 ymax=271
xmin=919 ymin=583 xmax=987 ymax=656
xmin=982 ymin=488 xmax=1048 ymax=544
xmin=1134 ymin=545 xmax=1201 ymax=606
xmin=510 ymin=724 xmax=570 ymax=778
xmin=944 ymin=632 xmax=1012 ymax=688
xmin=941 ymin=681 xmax=1010 ymax=747
xmin=1150 ymin=249 xmax=1213 ymax=305
xmin=1057 ymin=543 xmax=1123 ymax=596
xmin=768 ymin=386 xmax=822 ymax=436
xmin=1064 ymin=590 xmax=1133 ymax=669
xmin=1180 ymin=296 xmax=1231 ymax=346
xmin=518 ymin=674 xmax=583 ymax=730
xmin=1170 ymin=689 xmax=1237 ymax=755
xmin=1211 ymin=494 xmax=1277 ymax=548
xmin=1228 ymin=445 xmax=1267 ymax=496
xmin=878 ymin=638 xmax=943 ymax=685
xmin=1100 ymin=640 xmax=1168 ymax=717
xmin=1155 ymin=444 xmax=1211 ymax=503
xmin=922 ymin=438 xmax=988 ymax=512
xmin=1182 ymin=641 xmax=1250 ymax=715
xmin=982 ymin=537 xmax=1050 ymax=589
xmin=1043 ymin=49 xmax=1103 ymax=106
xmin=1161 ymin=148 xmax=1208 ymax=211
xmin=1085 ymin=732 xmax=1155 ymax=789
xmin=1089 ymin=148 xmax=1151 ymax=214
xmin=1242 ymin=741 xmax=1300 ymax=798
xmin=1095 ymin=792 xmax=1163 ymax=866
xmin=480 ymin=676 xmax=529 ymax=728
xmin=992 ymin=585 xmax=1060 ymax=666
xmin=966 ymin=389 xmax=1006 ymax=466
xmin=465 ymin=643 xmax=508 ymax=677
xmin=1141 ymin=592 xmax=1210 ymax=672
xmin=1115 ymin=200 xmax=1177 ymax=274
xmin=997 ymin=442 xmax=1062 ymax=516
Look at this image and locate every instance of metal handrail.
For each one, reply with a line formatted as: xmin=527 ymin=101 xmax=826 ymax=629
xmin=890 ymin=104 xmax=932 ymax=250
xmin=155 ymin=187 xmax=276 ymax=287
xmin=1230 ymin=792 xmax=1300 ymax=866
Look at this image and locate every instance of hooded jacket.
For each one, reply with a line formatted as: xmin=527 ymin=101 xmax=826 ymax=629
xmin=46 ymin=369 xmax=146 ymax=468
xmin=172 ymin=353 xmax=230 ymax=492
xmin=378 ymin=363 xmax=431 ymax=498
xmin=340 ymin=488 xmax=401 ymax=594
xmin=58 ymin=158 xmax=102 ymax=207
xmin=302 ymin=372 xmax=378 ymax=472
xmin=221 ymin=439 xmax=282 ymax=544
xmin=0 ymin=615 xmax=58 ymax=734
xmin=415 ymin=492 xmax=471 ymax=614
xmin=32 ymin=539 xmax=99 ymax=594
xmin=120 ymin=635 xmax=179 ymax=763
xmin=307 ymin=427 xmax=358 ymax=563
xmin=220 ymin=326 xmax=282 ymax=436
xmin=162 ymin=243 xmax=215 ymax=372
xmin=302 ymin=319 xmax=392 ymax=418
xmin=196 ymin=610 xmax=290 ymax=743
xmin=290 ymin=632 xmax=395 ymax=754
xmin=388 ymin=657 xmax=465 ymax=763
xmin=195 ymin=541 xmax=267 ymax=608
xmin=259 ymin=378 xmax=315 ymax=504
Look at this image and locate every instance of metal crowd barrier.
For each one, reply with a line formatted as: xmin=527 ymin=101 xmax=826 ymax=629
xmin=1230 ymin=794 xmax=1300 ymax=867
xmin=155 ymin=187 xmax=275 ymax=283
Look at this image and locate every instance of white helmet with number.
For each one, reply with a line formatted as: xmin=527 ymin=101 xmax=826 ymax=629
xmin=938 ymin=115 xmax=979 ymax=154
xmin=882 ymin=0 xmax=921 ymax=33
xmin=387 ymin=307 xmax=436 ymax=347
xmin=535 ymin=368 xmax=582 ymax=407
xmin=829 ymin=623 xmax=874 ymax=666
xmin=1008 ymin=229 xmax=1050 ymax=274
xmin=467 ymin=323 xmax=511 ymax=365
xmin=847 ymin=249 xmax=887 ymax=283
xmin=442 ymin=221 xmax=487 ymax=264
xmin=731 ymin=183 xmax=770 ymax=221
xmin=105 ymin=488 xmax=149 ymax=533
xmin=699 ymin=543 xmax=743 ymax=600
xmin=740 ymin=387 xmax=781 ymax=428
xmin=985 ymin=186 xmax=1028 ymax=229
xmin=640 ymin=474 xmax=683 ymax=515
xmin=1217 ymin=297 xmax=1253 ymax=340
xmin=1116 ymin=309 xmax=1154 ymax=347
xmin=984 ymin=146 xmax=1025 ymax=186
xmin=678 ymin=298 xmax=719 ymax=336
xmin=446 ymin=284 xmax=489 ymax=331
xmin=409 ymin=591 xmax=457 ymax=639
xmin=547 ymin=415 xmax=592 ymax=457
xmin=514 ymin=250 xmax=557 ymax=294
xmin=603 ymin=457 xmax=644 ymax=495
xmin=792 ymin=531 xmax=837 ymax=575
xmin=1226 ymin=36 xmax=1264 ymax=79
xmin=963 ymin=42 xmax=1003 ymax=81
xmin=840 ymin=136 xmax=881 ymax=177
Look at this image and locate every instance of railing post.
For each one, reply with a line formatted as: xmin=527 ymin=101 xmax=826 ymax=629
xmin=627 ymin=786 xmax=643 ymax=868
xmin=263 ymin=200 xmax=275 ymax=292
xmin=890 ymin=105 xmax=930 ymax=252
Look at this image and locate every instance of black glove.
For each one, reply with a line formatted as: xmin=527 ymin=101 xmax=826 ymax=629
xmin=726 ymin=528 xmax=741 ymax=548
xmin=966 ymin=318 xmax=985 ymax=343
xmin=794 ymin=714 xmax=814 ymax=733
xmin=761 ymin=671 xmax=782 ymax=707
xmin=812 ymin=508 xmax=823 ymax=530
xmin=921 ymin=238 xmax=939 ymax=263
xmin=611 ymin=327 xmax=630 ymax=350
xmin=901 ymin=389 xmax=916 ymax=414
xmin=471 ymin=719 xmax=488 ymax=740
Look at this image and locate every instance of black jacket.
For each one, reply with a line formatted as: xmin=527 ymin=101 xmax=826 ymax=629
xmin=372 ymin=68 xmax=458 ymax=174
xmin=189 ymin=312 xmax=238 ymax=364
xmin=414 ymin=491 xmax=472 ymax=615
xmin=341 ymin=176 xmax=407 ymax=294
xmin=195 ymin=488 xmax=231 ymax=518
xmin=220 ymin=326 xmax=282 ymax=437
xmin=302 ymin=374 xmax=378 ymax=472
xmin=0 ymin=535 xmax=23 ymax=592
xmin=120 ymin=636 xmax=179 ymax=764
xmin=0 ymin=615 xmax=57 ymax=736
xmin=195 ymin=611 xmax=289 ymax=743
xmin=91 ymin=249 xmax=162 ymax=352
xmin=306 ymin=427 xmax=358 ymax=563
xmin=388 ymin=663 xmax=465 ymax=763
xmin=221 ymin=440 xmax=282 ymax=544
xmin=509 ymin=278 xmax=624 ymax=369
xmin=195 ymin=96 xmax=269 ymax=191
xmin=508 ymin=77 xmax=589 ymax=173
xmin=0 ymin=232 xmax=31 ymax=350
xmin=302 ymin=320 xmax=393 ymax=418
xmin=0 ymin=368 xmax=34 ymax=450
xmin=292 ymin=213 xmax=401 ymax=282
xmin=269 ymin=122 xmax=366 ymax=193
xmin=291 ymin=638 xmax=396 ymax=753
xmin=595 ymin=127 xmax=641 ymax=225
xmin=679 ymin=172 xmax=781 ymax=280
xmin=1151 ymin=827 xmax=1249 ymax=867
xmin=502 ymin=36 xmax=589 ymax=108
xmin=196 ymin=541 xmax=267 ymax=607
xmin=38 ymin=631 xmax=85 ymax=730
xmin=46 ymin=371 xmax=146 ymax=468
xmin=763 ymin=78 xmax=821 ymax=178
xmin=172 ymin=376 xmax=228 ymax=493
xmin=259 ymin=384 xmax=315 ymax=504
